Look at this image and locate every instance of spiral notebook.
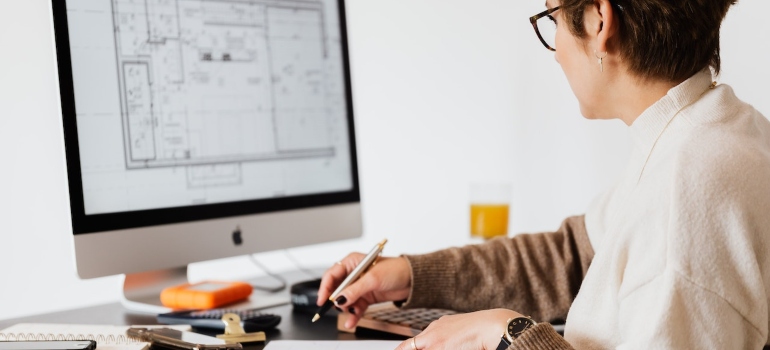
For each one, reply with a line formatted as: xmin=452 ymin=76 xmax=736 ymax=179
xmin=0 ymin=323 xmax=190 ymax=350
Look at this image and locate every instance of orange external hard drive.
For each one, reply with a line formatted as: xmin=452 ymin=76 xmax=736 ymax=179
xmin=160 ymin=281 xmax=253 ymax=310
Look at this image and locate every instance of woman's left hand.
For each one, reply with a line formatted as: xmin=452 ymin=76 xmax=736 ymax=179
xmin=394 ymin=308 xmax=523 ymax=350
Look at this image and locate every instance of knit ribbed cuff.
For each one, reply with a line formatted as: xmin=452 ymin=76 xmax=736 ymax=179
xmin=400 ymin=250 xmax=460 ymax=309
xmin=508 ymin=323 xmax=573 ymax=350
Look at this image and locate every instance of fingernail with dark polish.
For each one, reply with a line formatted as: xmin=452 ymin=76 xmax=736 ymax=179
xmin=348 ymin=307 xmax=356 ymax=315
xmin=335 ymin=295 xmax=347 ymax=306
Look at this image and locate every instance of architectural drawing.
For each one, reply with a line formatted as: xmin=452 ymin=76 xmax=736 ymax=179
xmin=112 ymin=0 xmax=337 ymax=172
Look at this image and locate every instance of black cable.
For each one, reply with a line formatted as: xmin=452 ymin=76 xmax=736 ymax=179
xmin=247 ymin=254 xmax=287 ymax=293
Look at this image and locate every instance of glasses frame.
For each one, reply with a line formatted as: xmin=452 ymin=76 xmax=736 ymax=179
xmin=529 ymin=6 xmax=560 ymax=51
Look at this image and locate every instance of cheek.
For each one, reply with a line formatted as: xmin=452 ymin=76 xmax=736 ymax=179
xmin=554 ymin=39 xmax=600 ymax=118
xmin=554 ymin=31 xmax=579 ymax=84
xmin=550 ymin=18 xmax=602 ymax=118
xmin=553 ymin=23 xmax=568 ymax=64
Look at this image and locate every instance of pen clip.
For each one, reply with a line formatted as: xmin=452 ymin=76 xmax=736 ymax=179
xmin=371 ymin=239 xmax=386 ymax=267
xmin=371 ymin=253 xmax=381 ymax=267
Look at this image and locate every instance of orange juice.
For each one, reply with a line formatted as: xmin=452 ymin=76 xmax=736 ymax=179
xmin=470 ymin=204 xmax=509 ymax=239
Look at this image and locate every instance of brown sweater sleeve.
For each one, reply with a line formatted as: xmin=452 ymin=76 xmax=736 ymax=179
xmin=508 ymin=323 xmax=574 ymax=350
xmin=401 ymin=215 xmax=593 ymax=324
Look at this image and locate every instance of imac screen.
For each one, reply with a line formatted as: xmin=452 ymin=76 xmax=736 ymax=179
xmin=55 ymin=0 xmax=358 ymax=234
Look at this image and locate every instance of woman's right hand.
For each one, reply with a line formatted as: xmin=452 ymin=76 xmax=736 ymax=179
xmin=316 ymin=253 xmax=412 ymax=329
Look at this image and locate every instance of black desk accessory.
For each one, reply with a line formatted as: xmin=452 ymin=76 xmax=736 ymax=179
xmin=157 ymin=309 xmax=280 ymax=333
xmin=289 ymin=279 xmax=321 ymax=314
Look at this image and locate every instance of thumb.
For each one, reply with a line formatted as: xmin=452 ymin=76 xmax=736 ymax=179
xmin=334 ymin=273 xmax=378 ymax=307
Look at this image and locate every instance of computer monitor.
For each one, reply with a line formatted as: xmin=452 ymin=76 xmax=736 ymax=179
xmin=50 ymin=0 xmax=361 ymax=313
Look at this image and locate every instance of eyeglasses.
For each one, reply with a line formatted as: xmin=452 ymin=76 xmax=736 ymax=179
xmin=529 ymin=6 xmax=560 ymax=51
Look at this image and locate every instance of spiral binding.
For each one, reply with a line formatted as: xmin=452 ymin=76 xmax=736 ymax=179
xmin=0 ymin=332 xmax=141 ymax=344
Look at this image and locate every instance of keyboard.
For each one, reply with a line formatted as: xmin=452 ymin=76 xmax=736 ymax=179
xmin=338 ymin=303 xmax=565 ymax=337
xmin=337 ymin=303 xmax=456 ymax=337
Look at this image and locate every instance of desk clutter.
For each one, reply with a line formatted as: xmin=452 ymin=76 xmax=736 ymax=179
xmin=126 ymin=327 xmax=240 ymax=350
xmin=0 ymin=324 xmax=189 ymax=350
xmin=157 ymin=308 xmax=280 ymax=333
xmin=215 ymin=314 xmax=265 ymax=344
xmin=0 ymin=314 xmax=269 ymax=350
xmin=159 ymin=282 xmax=253 ymax=310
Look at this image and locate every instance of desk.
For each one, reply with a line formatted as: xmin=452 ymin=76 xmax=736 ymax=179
xmin=0 ymin=302 xmax=406 ymax=349
xmin=7 ymin=304 xmax=770 ymax=349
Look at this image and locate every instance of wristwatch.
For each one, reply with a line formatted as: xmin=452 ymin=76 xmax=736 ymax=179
xmin=496 ymin=316 xmax=537 ymax=350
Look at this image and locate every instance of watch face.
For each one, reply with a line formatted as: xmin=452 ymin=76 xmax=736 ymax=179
xmin=507 ymin=317 xmax=536 ymax=339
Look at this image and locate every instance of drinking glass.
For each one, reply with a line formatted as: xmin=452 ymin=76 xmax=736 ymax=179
xmin=469 ymin=182 xmax=511 ymax=240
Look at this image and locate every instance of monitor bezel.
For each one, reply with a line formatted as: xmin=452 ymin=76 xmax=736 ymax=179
xmin=51 ymin=0 xmax=361 ymax=235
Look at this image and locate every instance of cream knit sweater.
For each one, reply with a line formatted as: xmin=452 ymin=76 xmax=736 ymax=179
xmin=401 ymin=70 xmax=770 ymax=349
xmin=566 ymin=70 xmax=770 ymax=349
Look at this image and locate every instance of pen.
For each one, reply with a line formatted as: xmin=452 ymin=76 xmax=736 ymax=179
xmin=312 ymin=239 xmax=388 ymax=323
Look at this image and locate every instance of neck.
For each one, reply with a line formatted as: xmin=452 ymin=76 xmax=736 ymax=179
xmin=604 ymin=73 xmax=681 ymax=126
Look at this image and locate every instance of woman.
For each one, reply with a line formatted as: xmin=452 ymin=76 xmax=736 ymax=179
xmin=318 ymin=0 xmax=770 ymax=348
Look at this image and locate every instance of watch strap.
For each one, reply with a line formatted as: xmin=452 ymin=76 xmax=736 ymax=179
xmin=496 ymin=336 xmax=511 ymax=350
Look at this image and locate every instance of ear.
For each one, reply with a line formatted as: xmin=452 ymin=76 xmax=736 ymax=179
xmin=584 ymin=0 xmax=617 ymax=53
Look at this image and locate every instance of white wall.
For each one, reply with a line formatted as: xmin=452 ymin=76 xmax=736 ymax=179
xmin=1 ymin=0 xmax=768 ymax=321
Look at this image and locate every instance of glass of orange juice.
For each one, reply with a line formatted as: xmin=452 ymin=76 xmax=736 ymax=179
xmin=470 ymin=182 xmax=511 ymax=240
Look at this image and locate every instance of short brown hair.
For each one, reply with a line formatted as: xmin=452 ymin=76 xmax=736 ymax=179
xmin=560 ymin=0 xmax=737 ymax=82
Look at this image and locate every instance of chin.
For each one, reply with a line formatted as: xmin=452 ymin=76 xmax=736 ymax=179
xmin=578 ymin=104 xmax=599 ymax=120
xmin=578 ymin=101 xmax=613 ymax=120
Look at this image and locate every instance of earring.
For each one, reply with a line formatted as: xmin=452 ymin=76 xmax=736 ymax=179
xmin=594 ymin=50 xmax=608 ymax=72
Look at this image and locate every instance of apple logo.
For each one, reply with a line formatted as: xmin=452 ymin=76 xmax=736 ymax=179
xmin=232 ymin=226 xmax=243 ymax=246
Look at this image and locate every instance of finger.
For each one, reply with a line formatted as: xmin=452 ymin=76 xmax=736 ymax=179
xmin=335 ymin=272 xmax=378 ymax=308
xmin=343 ymin=299 xmax=370 ymax=329
xmin=349 ymin=299 xmax=370 ymax=316
xmin=395 ymin=336 xmax=425 ymax=350
xmin=317 ymin=262 xmax=348 ymax=306
xmin=394 ymin=339 xmax=411 ymax=350
xmin=343 ymin=310 xmax=362 ymax=330
xmin=317 ymin=252 xmax=363 ymax=305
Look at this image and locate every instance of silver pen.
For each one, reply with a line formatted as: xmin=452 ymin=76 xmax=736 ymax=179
xmin=312 ymin=239 xmax=388 ymax=322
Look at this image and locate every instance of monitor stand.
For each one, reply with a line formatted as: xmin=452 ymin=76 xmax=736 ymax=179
xmin=120 ymin=266 xmax=302 ymax=314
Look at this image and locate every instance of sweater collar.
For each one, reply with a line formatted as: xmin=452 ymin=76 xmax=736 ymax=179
xmin=628 ymin=69 xmax=714 ymax=151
